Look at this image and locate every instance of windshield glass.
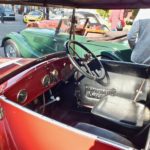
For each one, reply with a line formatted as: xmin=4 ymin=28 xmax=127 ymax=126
xmin=28 ymin=11 xmax=42 ymax=16
xmin=5 ymin=8 xmax=13 ymax=13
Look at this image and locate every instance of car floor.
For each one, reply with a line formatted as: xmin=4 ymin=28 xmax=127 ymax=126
xmin=44 ymin=81 xmax=92 ymax=126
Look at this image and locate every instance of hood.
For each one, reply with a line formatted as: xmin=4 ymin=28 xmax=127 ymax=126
xmin=0 ymin=0 xmax=150 ymax=9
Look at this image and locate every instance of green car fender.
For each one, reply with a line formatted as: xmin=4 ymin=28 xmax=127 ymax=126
xmin=2 ymin=32 xmax=43 ymax=58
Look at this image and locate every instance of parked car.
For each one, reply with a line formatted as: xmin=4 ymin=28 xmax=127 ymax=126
xmin=0 ymin=6 xmax=15 ymax=21
xmin=26 ymin=18 xmax=69 ymax=31
xmin=27 ymin=11 xmax=109 ymax=32
xmin=2 ymin=15 xmax=129 ymax=60
xmin=4 ymin=8 xmax=15 ymax=21
xmin=23 ymin=10 xmax=44 ymax=23
xmin=0 ymin=1 xmax=150 ymax=150
xmin=1 ymin=27 xmax=130 ymax=59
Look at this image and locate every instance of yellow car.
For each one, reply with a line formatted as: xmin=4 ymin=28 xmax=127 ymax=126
xmin=23 ymin=10 xmax=44 ymax=23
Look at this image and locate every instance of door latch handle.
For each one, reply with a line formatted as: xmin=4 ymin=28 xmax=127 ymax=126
xmin=0 ymin=107 xmax=4 ymax=120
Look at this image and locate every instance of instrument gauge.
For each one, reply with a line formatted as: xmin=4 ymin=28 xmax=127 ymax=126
xmin=50 ymin=69 xmax=59 ymax=82
xmin=17 ymin=89 xmax=28 ymax=103
xmin=42 ymin=74 xmax=50 ymax=87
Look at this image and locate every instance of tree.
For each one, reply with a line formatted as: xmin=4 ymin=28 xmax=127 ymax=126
xmin=96 ymin=9 xmax=109 ymax=18
xmin=132 ymin=9 xmax=139 ymax=19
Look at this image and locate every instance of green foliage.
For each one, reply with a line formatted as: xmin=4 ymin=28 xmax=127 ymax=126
xmin=132 ymin=9 xmax=139 ymax=19
xmin=96 ymin=9 xmax=109 ymax=18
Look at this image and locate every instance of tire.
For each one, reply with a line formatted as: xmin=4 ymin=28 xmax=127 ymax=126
xmin=4 ymin=39 xmax=21 ymax=58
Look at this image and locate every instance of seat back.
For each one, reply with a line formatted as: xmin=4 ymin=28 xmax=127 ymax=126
xmin=76 ymin=60 xmax=150 ymax=107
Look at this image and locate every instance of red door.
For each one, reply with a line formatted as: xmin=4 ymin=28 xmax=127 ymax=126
xmin=0 ymin=96 xmax=123 ymax=150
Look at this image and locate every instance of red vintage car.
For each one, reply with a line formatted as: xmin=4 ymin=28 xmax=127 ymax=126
xmin=0 ymin=1 xmax=150 ymax=150
xmin=27 ymin=19 xmax=69 ymax=32
xmin=26 ymin=12 xmax=109 ymax=36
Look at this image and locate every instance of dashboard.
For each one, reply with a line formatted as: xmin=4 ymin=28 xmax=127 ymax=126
xmin=3 ymin=57 xmax=73 ymax=105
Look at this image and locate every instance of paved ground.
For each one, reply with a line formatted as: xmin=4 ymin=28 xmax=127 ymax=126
xmin=0 ymin=14 xmax=26 ymax=57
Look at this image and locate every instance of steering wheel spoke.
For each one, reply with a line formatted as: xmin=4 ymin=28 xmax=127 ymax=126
xmin=82 ymin=61 xmax=94 ymax=75
xmin=69 ymin=45 xmax=82 ymax=60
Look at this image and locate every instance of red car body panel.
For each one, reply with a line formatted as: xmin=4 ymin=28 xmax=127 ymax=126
xmin=27 ymin=20 xmax=69 ymax=31
xmin=0 ymin=58 xmax=34 ymax=80
xmin=0 ymin=97 xmax=122 ymax=150
xmin=26 ymin=19 xmax=102 ymax=34
xmin=0 ymin=113 xmax=11 ymax=150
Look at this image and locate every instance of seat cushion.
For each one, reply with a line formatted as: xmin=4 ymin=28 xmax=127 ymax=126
xmin=91 ymin=96 xmax=150 ymax=127
xmin=75 ymin=122 xmax=133 ymax=147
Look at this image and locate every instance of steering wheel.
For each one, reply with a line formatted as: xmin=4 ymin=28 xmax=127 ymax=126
xmin=65 ymin=40 xmax=106 ymax=82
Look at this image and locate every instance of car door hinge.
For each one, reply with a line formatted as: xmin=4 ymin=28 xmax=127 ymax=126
xmin=0 ymin=107 xmax=4 ymax=120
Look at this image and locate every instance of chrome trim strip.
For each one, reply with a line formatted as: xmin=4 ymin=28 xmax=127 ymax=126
xmin=0 ymin=95 xmax=135 ymax=150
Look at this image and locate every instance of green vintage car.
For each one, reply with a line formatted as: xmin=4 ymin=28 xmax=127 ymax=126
xmin=1 ymin=27 xmax=131 ymax=61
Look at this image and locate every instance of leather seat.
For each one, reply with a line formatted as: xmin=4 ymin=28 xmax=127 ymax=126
xmin=91 ymin=96 xmax=150 ymax=127
xmin=75 ymin=122 xmax=134 ymax=147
